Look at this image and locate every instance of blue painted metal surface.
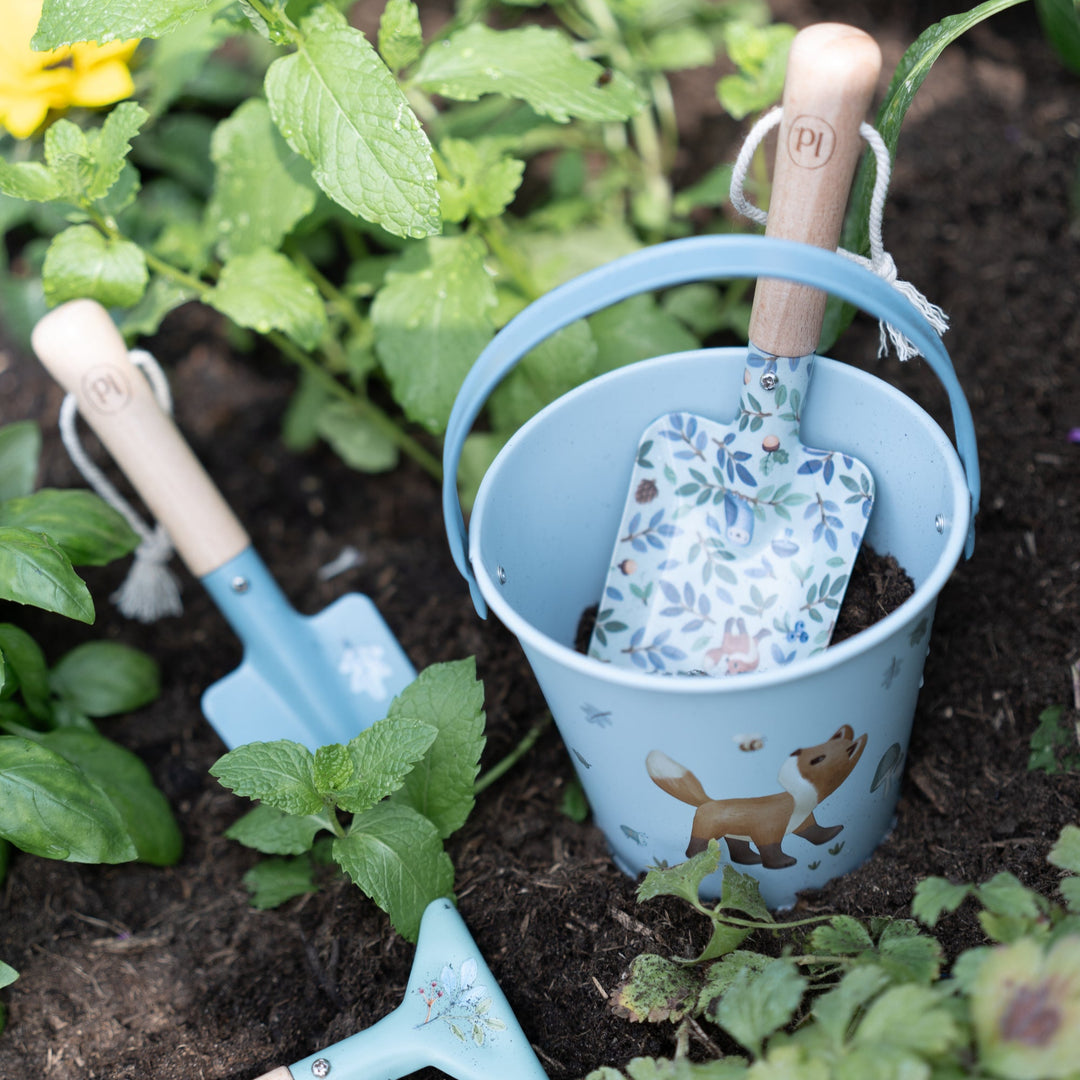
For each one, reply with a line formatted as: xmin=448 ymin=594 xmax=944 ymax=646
xmin=201 ymin=547 xmax=415 ymax=750
xmin=289 ymin=898 xmax=548 ymax=1080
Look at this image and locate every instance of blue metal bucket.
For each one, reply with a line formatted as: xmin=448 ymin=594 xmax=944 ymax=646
xmin=443 ymin=237 xmax=980 ymax=908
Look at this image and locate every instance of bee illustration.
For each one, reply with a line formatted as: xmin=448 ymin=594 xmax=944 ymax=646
xmin=581 ymin=703 xmax=613 ymax=727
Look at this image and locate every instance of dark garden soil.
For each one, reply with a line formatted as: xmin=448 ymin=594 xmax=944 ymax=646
xmin=1 ymin=2 xmax=1079 ymax=1077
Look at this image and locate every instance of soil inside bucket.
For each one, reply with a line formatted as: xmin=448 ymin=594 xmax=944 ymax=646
xmin=576 ymin=546 xmax=915 ymax=655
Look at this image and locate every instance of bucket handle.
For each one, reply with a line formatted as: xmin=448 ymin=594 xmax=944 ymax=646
xmin=443 ymin=235 xmax=980 ymax=616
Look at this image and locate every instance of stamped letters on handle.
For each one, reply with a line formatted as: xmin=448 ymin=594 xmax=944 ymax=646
xmin=787 ymin=115 xmax=836 ymax=169
xmin=81 ymin=366 xmax=132 ymax=414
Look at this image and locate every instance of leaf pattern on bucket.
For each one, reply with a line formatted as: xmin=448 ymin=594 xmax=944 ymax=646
xmin=591 ymin=347 xmax=875 ymax=677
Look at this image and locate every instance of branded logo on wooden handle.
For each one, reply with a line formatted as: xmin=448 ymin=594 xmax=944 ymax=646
xmin=787 ymin=115 xmax=836 ymax=169
xmin=81 ymin=365 xmax=132 ymax=413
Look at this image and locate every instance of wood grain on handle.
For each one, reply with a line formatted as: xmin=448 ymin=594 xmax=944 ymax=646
xmin=31 ymin=298 xmax=250 ymax=580
xmin=251 ymin=1068 xmax=294 ymax=1080
xmin=747 ymin=23 xmax=882 ymax=358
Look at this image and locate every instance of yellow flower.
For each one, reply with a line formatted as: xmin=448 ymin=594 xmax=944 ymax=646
xmin=972 ymin=935 xmax=1080 ymax=1080
xmin=0 ymin=0 xmax=138 ymax=139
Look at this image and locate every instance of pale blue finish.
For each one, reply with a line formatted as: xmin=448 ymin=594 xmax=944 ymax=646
xmin=439 ymin=235 xmax=979 ymax=908
xmin=443 ymin=235 xmax=980 ymax=617
xmin=288 ymin=898 xmax=548 ymax=1080
xmin=201 ymin=547 xmax=415 ymax=750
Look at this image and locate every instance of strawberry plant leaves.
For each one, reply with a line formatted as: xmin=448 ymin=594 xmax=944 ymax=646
xmin=49 ymin=642 xmax=159 ymax=717
xmin=33 ymin=0 xmax=217 ymax=47
xmin=0 ymin=422 xmax=42 ymax=502
xmin=206 ymin=249 xmax=327 ymax=350
xmin=387 ymin=659 xmax=485 ymax=837
xmin=210 ymin=741 xmax=323 ymax=816
xmin=336 ymin=801 xmax=455 ymax=942
xmin=809 ymin=914 xmax=874 ymax=956
xmin=1048 ymin=825 xmax=1080 ymax=907
xmin=852 ymin=983 xmax=961 ymax=1057
xmin=39 ymin=729 xmax=181 ymax=865
xmin=0 ymin=736 xmax=138 ymax=863
xmin=242 ymin=856 xmax=317 ymax=909
xmin=0 ymin=527 xmax=94 ymax=623
xmin=42 ymin=226 xmax=148 ymax=309
xmin=413 ymin=24 xmax=643 ymax=123
xmin=810 ymin=964 xmax=891 ymax=1047
xmin=875 ymin=921 xmax=942 ymax=984
xmin=912 ymin=876 xmax=973 ymax=927
xmin=716 ymin=865 xmax=773 ymax=923
xmin=265 ymin=7 xmax=439 ymax=239
xmin=372 ymin=235 xmax=497 ymax=435
xmin=0 ymin=490 xmax=138 ymax=566
xmin=698 ymin=950 xmax=773 ymax=1023
xmin=207 ymin=99 xmax=318 ymax=259
xmin=613 ymin=953 xmax=701 ymax=1024
xmin=714 ymin=958 xmax=807 ymax=1057
xmin=225 ymin=803 xmax=323 ymax=856
xmin=637 ymin=840 xmax=721 ymax=907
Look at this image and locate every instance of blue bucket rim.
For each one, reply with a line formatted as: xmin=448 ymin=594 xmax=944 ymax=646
xmin=468 ymin=347 xmax=970 ymax=694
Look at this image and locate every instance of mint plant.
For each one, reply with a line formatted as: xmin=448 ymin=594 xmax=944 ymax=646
xmin=0 ymin=420 xmax=183 ymax=1012
xmin=0 ymin=0 xmax=787 ymax=492
xmin=210 ymin=657 xmax=485 ymax=942
xmin=587 ymin=827 xmax=1080 ymax=1079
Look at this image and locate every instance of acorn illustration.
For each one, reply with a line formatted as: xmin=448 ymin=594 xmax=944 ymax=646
xmin=762 ymin=434 xmax=781 ymax=453
xmin=635 ymin=478 xmax=658 ymax=503
xmin=618 ymin=558 xmax=637 ymax=575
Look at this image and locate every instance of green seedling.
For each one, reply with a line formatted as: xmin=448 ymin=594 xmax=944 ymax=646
xmin=1028 ymin=704 xmax=1080 ymax=774
xmin=210 ymin=658 xmax=486 ymax=942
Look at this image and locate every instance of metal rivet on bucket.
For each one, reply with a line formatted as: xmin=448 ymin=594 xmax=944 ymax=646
xmin=935 ymin=514 xmax=945 ymax=533
xmin=759 ymin=370 xmax=779 ymax=391
xmin=497 ymin=565 xmax=507 ymax=584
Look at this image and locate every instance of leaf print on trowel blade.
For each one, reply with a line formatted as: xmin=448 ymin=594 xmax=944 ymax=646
xmin=590 ymin=24 xmax=882 ymax=679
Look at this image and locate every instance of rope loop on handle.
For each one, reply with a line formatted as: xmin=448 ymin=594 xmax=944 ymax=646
xmin=60 ymin=349 xmax=183 ymax=623
xmin=729 ymin=107 xmax=948 ymax=361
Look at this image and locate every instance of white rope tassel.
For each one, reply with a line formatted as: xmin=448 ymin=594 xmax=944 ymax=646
xmin=729 ymin=111 xmax=949 ymax=361
xmin=59 ymin=349 xmax=183 ymax=623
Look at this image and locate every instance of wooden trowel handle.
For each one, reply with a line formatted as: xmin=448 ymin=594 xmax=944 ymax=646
xmin=251 ymin=1069 xmax=294 ymax=1080
xmin=31 ymin=298 xmax=250 ymax=579
xmin=747 ymin=23 xmax=882 ymax=358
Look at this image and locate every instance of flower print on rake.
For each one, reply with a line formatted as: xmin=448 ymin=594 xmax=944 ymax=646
xmin=590 ymin=346 xmax=875 ymax=677
xmin=415 ymin=958 xmax=507 ymax=1046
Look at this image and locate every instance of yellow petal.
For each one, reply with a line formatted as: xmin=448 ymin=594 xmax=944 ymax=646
xmin=0 ymin=94 xmax=50 ymax=139
xmin=67 ymin=59 xmax=135 ymax=108
xmin=70 ymin=38 xmax=140 ymax=67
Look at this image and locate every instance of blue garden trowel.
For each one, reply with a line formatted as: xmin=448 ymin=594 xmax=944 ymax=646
xmin=31 ymin=299 xmax=415 ymax=751
xmin=251 ymin=898 xmax=548 ymax=1080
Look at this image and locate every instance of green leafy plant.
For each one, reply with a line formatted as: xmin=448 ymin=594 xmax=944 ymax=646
xmin=210 ymin=657 xmax=485 ymax=941
xmin=0 ymin=0 xmax=787 ymax=493
xmin=0 ymin=420 xmax=183 ymax=1013
xmin=589 ymin=827 xmax=1080 ymax=1079
xmin=1028 ymin=703 xmax=1080 ymax=774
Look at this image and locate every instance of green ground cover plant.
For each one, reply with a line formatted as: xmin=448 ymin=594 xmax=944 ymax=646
xmin=0 ymin=420 xmax=181 ymax=1030
xmin=588 ymin=826 xmax=1080 ymax=1079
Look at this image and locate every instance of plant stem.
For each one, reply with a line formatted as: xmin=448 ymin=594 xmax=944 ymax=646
xmin=474 ymin=712 xmax=552 ymax=795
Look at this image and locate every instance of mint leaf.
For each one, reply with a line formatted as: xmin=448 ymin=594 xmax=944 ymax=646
xmin=39 ymin=729 xmax=181 ymax=866
xmin=0 ymin=160 xmax=62 ymax=203
xmin=0 ymin=526 xmax=94 ymax=623
xmin=242 ymin=856 xmax=317 ymax=909
xmin=265 ymin=8 xmax=439 ymax=239
xmin=33 ymin=0 xmax=217 ymax=47
xmin=225 ymin=803 xmax=323 ymax=855
xmin=0 ymin=624 xmax=51 ymax=720
xmin=714 ymin=958 xmax=807 ymax=1056
xmin=372 ymin=235 xmax=496 ymax=434
xmin=437 ymin=138 xmax=524 ymax=223
xmin=413 ymin=24 xmax=643 ymax=123
xmin=386 ymin=658 xmax=485 ymax=837
xmin=206 ymin=249 xmax=327 ymax=350
xmin=0 ymin=489 xmax=138 ymax=566
xmin=0 ymin=736 xmax=138 ymax=863
xmin=589 ymin=295 xmax=699 ymax=376
xmin=313 ymin=743 xmax=354 ymax=797
xmin=86 ymin=102 xmax=147 ymax=200
xmin=207 ymin=99 xmax=318 ymax=259
xmin=335 ymin=802 xmax=455 ymax=942
xmin=49 ymin=642 xmax=159 ymax=717
xmin=42 ymin=226 xmax=148 ymax=309
xmin=314 ymin=401 xmax=400 ymax=473
xmin=209 ymin=741 xmax=323 ymax=816
xmin=379 ymin=0 xmax=423 ymax=71
xmin=0 ymin=422 xmax=42 ymax=502
xmin=338 ymin=715 xmax=437 ymax=814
